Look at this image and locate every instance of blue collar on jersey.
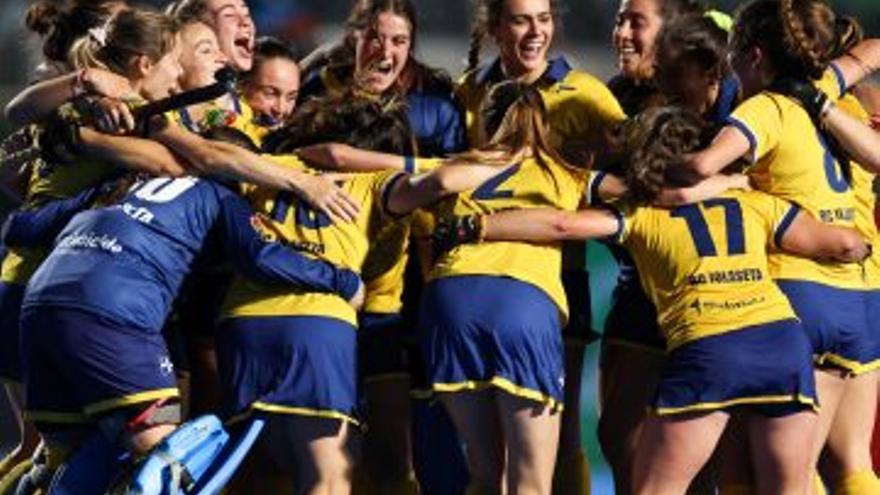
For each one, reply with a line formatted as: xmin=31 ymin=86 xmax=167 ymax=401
xmin=475 ymin=56 xmax=573 ymax=86
xmin=709 ymin=75 xmax=740 ymax=124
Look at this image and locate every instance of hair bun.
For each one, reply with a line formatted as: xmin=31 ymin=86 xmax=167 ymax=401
xmin=25 ymin=1 xmax=60 ymax=35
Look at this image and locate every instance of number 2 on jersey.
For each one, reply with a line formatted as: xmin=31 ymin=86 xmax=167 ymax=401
xmin=472 ymin=164 xmax=520 ymax=200
xmin=671 ymin=198 xmax=745 ymax=257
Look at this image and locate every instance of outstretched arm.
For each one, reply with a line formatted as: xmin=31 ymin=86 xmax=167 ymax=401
xmin=152 ymin=123 xmax=360 ymax=222
xmin=383 ymin=162 xmax=509 ymax=216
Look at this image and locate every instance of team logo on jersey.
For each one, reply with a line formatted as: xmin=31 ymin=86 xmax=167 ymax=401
xmin=158 ymin=356 xmax=175 ymax=376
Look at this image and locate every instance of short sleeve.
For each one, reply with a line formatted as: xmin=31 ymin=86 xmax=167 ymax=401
xmin=727 ymin=94 xmax=784 ymax=165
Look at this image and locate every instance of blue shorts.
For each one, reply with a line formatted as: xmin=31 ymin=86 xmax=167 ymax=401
xmin=217 ymin=316 xmax=358 ymax=425
xmin=21 ymin=306 xmax=179 ymax=425
xmin=777 ymin=280 xmax=872 ymax=373
xmin=0 ymin=282 xmax=25 ymax=383
xmin=602 ymin=280 xmax=665 ymax=353
xmin=561 ymin=270 xmax=599 ymax=344
xmin=358 ymin=312 xmax=412 ymax=382
xmin=418 ymin=276 xmax=565 ymax=409
xmin=863 ymin=290 xmax=880 ymax=371
xmin=654 ymin=319 xmax=817 ymax=416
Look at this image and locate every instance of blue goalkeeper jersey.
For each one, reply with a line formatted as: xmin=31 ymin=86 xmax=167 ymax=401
xmin=9 ymin=176 xmax=361 ymax=331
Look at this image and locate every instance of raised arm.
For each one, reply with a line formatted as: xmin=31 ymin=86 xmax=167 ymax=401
xmin=832 ymin=39 xmax=880 ymax=92
xmin=777 ymin=209 xmax=869 ymax=263
xmin=217 ymin=189 xmax=364 ymax=308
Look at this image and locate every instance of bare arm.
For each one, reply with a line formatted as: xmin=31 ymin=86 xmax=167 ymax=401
xmin=778 ymin=210 xmax=869 ymax=263
xmin=832 ymin=39 xmax=880 ymax=91
xmin=481 ymin=207 xmax=621 ymax=242
xmin=673 ymin=126 xmax=752 ymax=185
xmin=819 ymin=103 xmax=880 ymax=173
xmin=152 ymin=124 xmax=360 ymax=221
xmin=79 ymin=128 xmax=189 ymax=177
xmin=294 ymin=143 xmax=408 ymax=172
xmin=655 ymin=174 xmax=750 ymax=207
xmin=384 ymin=162 xmax=508 ymax=215
xmin=5 ymin=69 xmax=133 ymax=127
xmin=590 ymin=170 xmax=749 ymax=206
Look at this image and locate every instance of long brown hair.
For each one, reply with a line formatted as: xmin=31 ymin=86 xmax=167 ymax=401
xmin=620 ymin=106 xmax=714 ymax=204
xmin=454 ymin=82 xmax=583 ymax=192
xmin=69 ymin=8 xmax=179 ymax=75
xmin=302 ymin=0 xmax=449 ymax=95
xmin=731 ymin=0 xmax=860 ymax=81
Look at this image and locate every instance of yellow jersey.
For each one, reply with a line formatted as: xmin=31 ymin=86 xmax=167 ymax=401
xmin=221 ymin=155 xmax=401 ymax=326
xmin=456 ymin=56 xmax=626 ymax=152
xmin=361 ymin=157 xmax=443 ymax=314
xmin=617 ymin=190 xmax=799 ymax=350
xmin=430 ymin=152 xmax=587 ymax=320
xmin=171 ymin=94 xmax=270 ymax=147
xmin=834 ymin=93 xmax=880 ymax=287
xmin=728 ymin=91 xmax=862 ymax=289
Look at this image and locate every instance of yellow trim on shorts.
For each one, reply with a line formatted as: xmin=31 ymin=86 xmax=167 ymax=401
xmin=24 ymin=409 xmax=91 ymax=425
xmin=83 ymin=388 xmax=180 ymax=416
xmin=250 ymin=401 xmax=360 ymax=426
xmin=363 ymin=372 xmax=411 ymax=384
xmin=602 ymin=338 xmax=667 ymax=356
xmin=819 ymin=353 xmax=878 ymax=376
xmin=432 ymin=376 xmax=564 ymax=412
xmin=655 ymin=394 xmax=817 ymax=416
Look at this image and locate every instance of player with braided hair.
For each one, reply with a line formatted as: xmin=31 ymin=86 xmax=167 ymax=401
xmin=431 ymin=105 xmax=869 ymax=495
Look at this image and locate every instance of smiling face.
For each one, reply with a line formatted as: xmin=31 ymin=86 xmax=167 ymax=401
xmin=492 ymin=0 xmax=553 ymax=82
xmin=354 ymin=10 xmax=412 ymax=93
xmin=178 ymin=22 xmax=228 ymax=90
xmin=613 ymin=0 xmax=663 ymax=81
xmin=244 ymin=57 xmax=300 ymax=125
xmin=202 ymin=0 xmax=255 ymax=71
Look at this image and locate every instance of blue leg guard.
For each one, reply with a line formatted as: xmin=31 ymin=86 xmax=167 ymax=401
xmin=46 ymin=433 xmax=128 ymax=495
xmin=192 ymin=417 xmax=264 ymax=495
xmin=124 ymin=415 xmax=264 ymax=495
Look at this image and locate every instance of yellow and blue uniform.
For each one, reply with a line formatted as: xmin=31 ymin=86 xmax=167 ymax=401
xmin=834 ymin=91 xmax=880 ymax=373
xmin=173 ymin=93 xmax=270 ymax=147
xmin=598 ymin=75 xmax=742 ymax=354
xmin=727 ymin=78 xmax=869 ymax=373
xmin=614 ymin=190 xmax=816 ymax=414
xmin=7 ymin=176 xmax=359 ymax=425
xmin=300 ymin=66 xmax=467 ymax=386
xmin=418 ymin=152 xmax=586 ymax=409
xmin=457 ymin=56 xmax=625 ymax=344
xmin=219 ymin=156 xmax=402 ymax=424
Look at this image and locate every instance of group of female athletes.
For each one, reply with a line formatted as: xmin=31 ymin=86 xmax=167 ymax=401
xmin=0 ymin=0 xmax=879 ymax=494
